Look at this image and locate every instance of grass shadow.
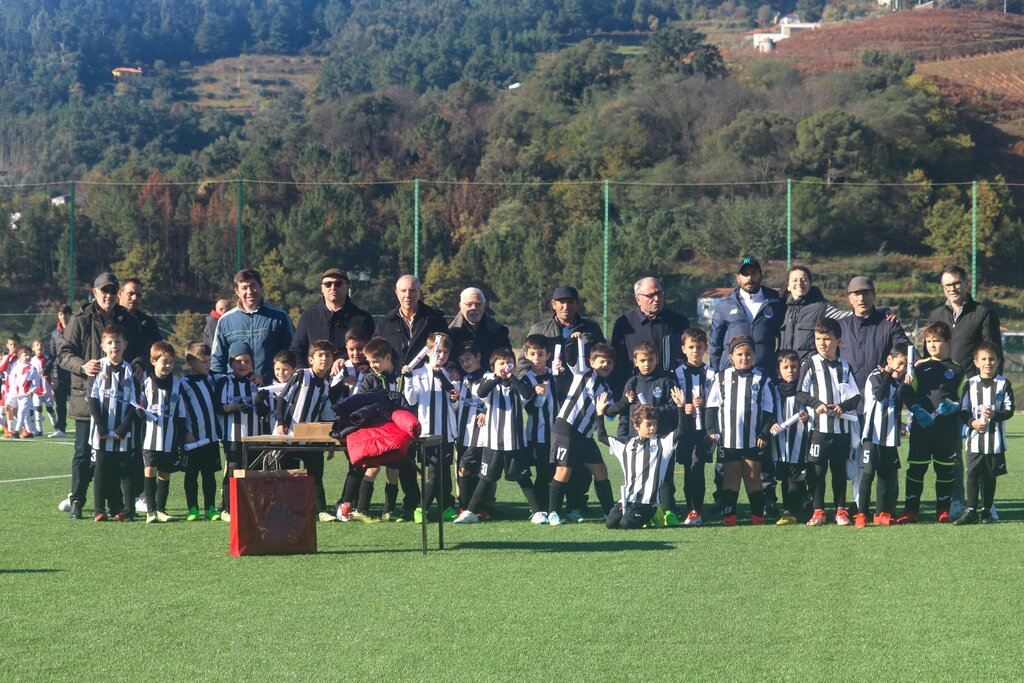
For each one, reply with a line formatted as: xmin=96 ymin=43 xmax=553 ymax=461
xmin=452 ymin=540 xmax=676 ymax=553
xmin=0 ymin=568 xmax=64 ymax=574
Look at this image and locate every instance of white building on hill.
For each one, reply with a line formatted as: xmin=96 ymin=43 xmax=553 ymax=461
xmin=748 ymin=14 xmax=820 ymax=52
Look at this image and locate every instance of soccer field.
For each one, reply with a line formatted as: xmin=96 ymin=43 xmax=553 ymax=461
xmin=3 ymin=429 xmax=1024 ymax=681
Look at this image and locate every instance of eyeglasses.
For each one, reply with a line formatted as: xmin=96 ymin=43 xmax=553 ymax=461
xmin=321 ymin=280 xmax=347 ymax=288
xmin=637 ymin=291 xmax=664 ymax=299
xmin=942 ymin=281 xmax=964 ymax=290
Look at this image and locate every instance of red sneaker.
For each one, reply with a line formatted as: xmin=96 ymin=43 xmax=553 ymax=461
xmin=20 ymin=428 xmax=33 ymax=438
xmin=94 ymin=513 xmax=108 ymax=522
xmin=854 ymin=513 xmax=867 ymax=528
xmin=937 ymin=510 xmax=952 ymax=523
xmin=113 ymin=513 xmax=128 ymax=522
xmin=895 ymin=510 xmax=917 ymax=525
xmin=722 ymin=514 xmax=738 ymax=526
xmin=835 ymin=509 xmax=851 ymax=526
xmin=751 ymin=514 xmax=765 ymax=525
xmin=806 ymin=509 xmax=826 ymax=526
xmin=477 ymin=509 xmax=491 ymax=522
xmin=876 ymin=512 xmax=893 ymax=526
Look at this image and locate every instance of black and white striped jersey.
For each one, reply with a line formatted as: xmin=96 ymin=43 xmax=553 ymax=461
xmin=797 ymin=355 xmax=861 ymax=435
xmin=477 ymin=374 xmax=530 ymax=452
xmin=331 ymin=360 xmax=366 ymax=399
xmin=140 ymin=374 xmax=188 ymax=453
xmin=675 ymin=363 xmax=716 ymax=433
xmin=555 ymin=367 xmax=612 ymax=438
xmin=962 ymin=375 xmax=1015 ymax=454
xmin=521 ymin=370 xmax=557 ymax=445
xmin=861 ymin=368 xmax=903 ymax=448
xmin=771 ymin=382 xmax=808 ymax=463
xmin=706 ymin=367 xmax=774 ymax=450
xmin=88 ymin=358 xmax=137 ymax=453
xmin=456 ymin=370 xmax=487 ymax=449
xmin=216 ymin=374 xmax=263 ymax=442
xmin=182 ymin=374 xmax=222 ymax=442
xmin=277 ymin=369 xmax=335 ymax=433
xmin=599 ymin=411 xmax=685 ymax=506
xmin=404 ymin=366 xmax=457 ymax=443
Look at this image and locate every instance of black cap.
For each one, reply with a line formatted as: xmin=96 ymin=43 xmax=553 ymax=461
xmin=321 ymin=268 xmax=349 ymax=282
xmin=93 ymin=272 xmax=119 ymax=290
xmin=551 ymin=285 xmax=579 ymax=301
xmin=728 ymin=335 xmax=756 ymax=354
xmin=738 ymin=258 xmax=761 ymax=274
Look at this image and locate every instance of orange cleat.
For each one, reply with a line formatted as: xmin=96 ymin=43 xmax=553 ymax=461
xmin=854 ymin=513 xmax=867 ymax=528
xmin=806 ymin=509 xmax=827 ymax=526
xmin=722 ymin=514 xmax=737 ymax=527
xmin=937 ymin=510 xmax=952 ymax=523
xmin=895 ymin=510 xmax=918 ymax=525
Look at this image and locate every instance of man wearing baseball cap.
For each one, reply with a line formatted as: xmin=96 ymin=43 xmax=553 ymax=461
xmin=519 ymin=285 xmax=605 ymax=371
xmin=837 ymin=275 xmax=911 ymax=391
xmin=291 ymin=268 xmax=374 ymax=373
xmin=709 ymin=258 xmax=785 ymax=376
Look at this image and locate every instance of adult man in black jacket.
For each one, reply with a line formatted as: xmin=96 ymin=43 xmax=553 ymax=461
xmin=610 ymin=276 xmax=689 ymax=394
xmin=837 ymin=276 xmax=911 ymax=392
xmin=927 ymin=264 xmax=1001 ymax=376
xmin=119 ymin=278 xmax=162 ymax=353
xmin=57 ymin=272 xmax=145 ymax=520
xmin=779 ymin=265 xmax=849 ymax=361
xmin=291 ymin=268 xmax=375 ymax=372
xmin=517 ymin=285 xmax=605 ymax=374
xmin=448 ymin=287 xmax=511 ymax=364
xmin=374 ymin=274 xmax=448 ymax=365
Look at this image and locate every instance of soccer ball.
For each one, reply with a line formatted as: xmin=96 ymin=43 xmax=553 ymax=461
xmin=57 ymin=496 xmax=71 ymax=512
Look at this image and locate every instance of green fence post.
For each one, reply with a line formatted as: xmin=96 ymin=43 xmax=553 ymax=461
xmin=603 ymin=180 xmax=610 ymax=337
xmin=414 ymin=179 xmax=420 ymax=279
xmin=786 ymin=178 xmax=793 ymax=269
xmin=236 ymin=180 xmax=244 ymax=273
xmin=971 ymin=180 xmax=978 ymax=298
xmin=68 ymin=181 xmax=75 ymax=305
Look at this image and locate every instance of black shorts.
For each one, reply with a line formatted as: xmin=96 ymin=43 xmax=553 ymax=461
xmin=480 ymin=448 xmax=531 ymax=482
xmin=550 ymin=429 xmax=603 ymax=468
xmin=456 ymin=444 xmax=482 ymax=473
xmin=184 ymin=442 xmax=221 ymax=475
xmin=676 ymin=432 xmax=714 ymax=465
xmin=718 ymin=447 xmax=761 ymax=463
xmin=966 ymin=451 xmax=1008 ymax=477
xmin=859 ymin=442 xmax=901 ymax=472
xmin=142 ymin=448 xmax=186 ymax=473
xmin=807 ymin=433 xmax=851 ymax=464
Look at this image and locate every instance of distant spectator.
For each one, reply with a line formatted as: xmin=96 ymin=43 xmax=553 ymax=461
xmin=291 ymin=268 xmax=374 ymax=374
xmin=203 ymin=298 xmax=230 ymax=349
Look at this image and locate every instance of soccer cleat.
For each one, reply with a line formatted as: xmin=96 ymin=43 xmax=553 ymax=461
xmin=220 ymin=510 xmax=231 ymax=522
xmin=186 ymin=507 xmax=201 ymax=522
xmin=146 ymin=512 xmax=158 ymax=524
xmin=750 ymin=515 xmax=765 ymax=526
xmin=663 ymin=509 xmax=681 ymax=527
xmin=775 ymin=513 xmax=797 ymax=525
xmin=530 ymin=511 xmax=548 ymax=525
xmin=94 ymin=513 xmax=107 ymax=522
xmin=58 ymin=496 xmax=72 ymax=513
xmin=989 ymin=504 xmax=1000 ymax=521
xmin=854 ymin=513 xmax=867 ymax=528
xmin=806 ymin=509 xmax=826 ymax=526
xmin=2 ymin=431 xmax=18 ymax=439
xmin=895 ymin=510 xmax=917 ymax=525
xmin=20 ymin=429 xmax=33 ymax=438
xmin=205 ymin=507 xmax=220 ymax=521
xmin=338 ymin=501 xmax=353 ymax=519
xmin=413 ymin=507 xmax=424 ymax=524
xmin=135 ymin=497 xmax=148 ymax=513
xmin=949 ymin=499 xmax=965 ymax=520
xmin=442 ymin=506 xmax=458 ymax=522
xmin=547 ymin=511 xmax=563 ymax=526
xmin=349 ymin=511 xmax=378 ymax=524
xmin=568 ymin=509 xmax=585 ymax=523
xmin=113 ymin=513 xmax=128 ymax=522
xmin=937 ymin=510 xmax=952 ymax=524
xmin=380 ymin=511 xmax=395 ymax=522
xmin=835 ymin=509 xmax=851 ymax=526
xmin=48 ymin=430 xmax=66 ymax=438
xmin=69 ymin=501 xmax=83 ymax=520
xmin=454 ymin=510 xmax=479 ymax=524
xmin=155 ymin=511 xmax=173 ymax=522
xmin=722 ymin=514 xmax=738 ymax=527
xmin=476 ymin=509 xmax=491 ymax=522
xmin=319 ymin=511 xmax=338 ymax=523
xmin=682 ymin=511 xmax=703 ymax=527
xmin=953 ymin=508 xmax=979 ymax=525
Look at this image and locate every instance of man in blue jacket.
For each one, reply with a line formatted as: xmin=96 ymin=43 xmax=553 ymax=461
xmin=210 ymin=268 xmax=294 ymax=384
xmin=709 ymin=258 xmax=785 ymax=377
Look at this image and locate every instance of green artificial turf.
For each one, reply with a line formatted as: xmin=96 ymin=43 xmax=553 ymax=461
xmin=3 ymin=429 xmax=1024 ymax=681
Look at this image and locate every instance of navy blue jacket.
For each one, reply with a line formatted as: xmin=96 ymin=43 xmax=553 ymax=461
xmin=290 ymin=297 xmax=374 ymax=367
xmin=838 ymin=308 xmax=911 ymax=391
xmin=709 ymin=287 xmax=785 ymax=376
xmin=610 ymin=306 xmax=690 ymax=394
xmin=374 ymin=301 xmax=448 ymax=366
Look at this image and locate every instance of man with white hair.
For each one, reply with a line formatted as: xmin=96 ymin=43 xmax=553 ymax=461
xmin=374 ymin=274 xmax=448 ymax=365
xmin=610 ymin=276 xmax=690 ymax=394
xmin=448 ymin=287 xmax=511 ymax=363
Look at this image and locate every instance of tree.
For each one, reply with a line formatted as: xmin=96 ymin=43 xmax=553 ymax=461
xmin=641 ymin=26 xmax=725 ymax=79
xmin=791 ymin=108 xmax=870 ymax=184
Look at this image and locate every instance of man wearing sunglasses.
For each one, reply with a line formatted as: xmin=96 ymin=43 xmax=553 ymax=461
xmin=291 ymin=268 xmax=374 ymax=375
xmin=610 ymin=277 xmax=690 ymax=394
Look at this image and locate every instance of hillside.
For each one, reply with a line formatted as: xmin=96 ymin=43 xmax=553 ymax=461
xmin=185 ymin=55 xmax=322 ymax=113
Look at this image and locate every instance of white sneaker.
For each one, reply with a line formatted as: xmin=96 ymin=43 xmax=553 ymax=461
xmin=48 ymin=430 xmax=66 ymax=438
xmin=58 ymin=496 xmax=71 ymax=512
xmin=949 ymin=499 xmax=965 ymax=520
xmin=453 ymin=510 xmax=479 ymax=524
xmin=547 ymin=511 xmax=562 ymax=526
xmin=568 ymin=509 xmax=585 ymax=523
xmin=682 ymin=511 xmax=703 ymax=527
xmin=135 ymin=497 xmax=148 ymax=513
xmin=990 ymin=504 xmax=1000 ymax=521
xmin=530 ymin=511 xmax=548 ymax=525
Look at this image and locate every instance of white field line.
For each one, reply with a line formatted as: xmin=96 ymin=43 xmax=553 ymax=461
xmin=0 ymin=474 xmax=70 ymax=483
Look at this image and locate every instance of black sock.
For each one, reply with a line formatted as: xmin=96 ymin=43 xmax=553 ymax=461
xmin=859 ymin=471 xmax=875 ymax=515
xmin=341 ymin=469 xmax=363 ymax=504
xmin=156 ymin=477 xmax=170 ymax=512
xmin=201 ymin=471 xmax=216 ymax=510
xmin=594 ymin=478 xmax=615 ymax=514
xmin=749 ymin=490 xmax=765 ymax=517
xmin=457 ymin=475 xmax=478 ymax=509
xmin=982 ymin=471 xmax=997 ymax=511
xmin=967 ymin=471 xmax=980 ymax=510
xmin=548 ymin=480 xmax=565 ymax=514
xmin=467 ymin=480 xmax=493 ymax=514
xmin=184 ymin=471 xmax=199 ymax=509
xmin=722 ymin=489 xmax=739 ymax=517
xmin=357 ymin=479 xmax=374 ymax=514
xmin=519 ymin=479 xmax=541 ymax=514
xmin=383 ymin=483 xmax=399 ymax=514
xmin=880 ymin=471 xmax=898 ymax=514
xmin=144 ymin=476 xmax=157 ymax=513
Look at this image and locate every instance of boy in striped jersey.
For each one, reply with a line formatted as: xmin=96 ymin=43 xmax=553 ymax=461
xmin=705 ymin=336 xmax=774 ymax=526
xmin=138 ymin=342 xmax=192 ymax=523
xmin=181 ymin=342 xmax=222 ymax=522
xmin=855 ymin=344 xmax=909 ymax=527
xmin=276 ymin=339 xmax=340 ymax=522
xmin=604 ymin=342 xmax=677 ymax=441
xmin=454 ymin=348 xmax=545 ymax=524
xmin=955 ymin=342 xmax=1014 ymax=525
xmin=87 ymin=326 xmax=136 ymax=522
xmin=546 ymin=342 xmax=618 ymax=526
xmin=403 ymin=332 xmax=459 ymax=522
xmin=673 ymin=328 xmax=716 ymax=527
xmin=30 ymin=338 xmax=57 ymax=435
xmin=797 ymin=318 xmax=861 ymax=527
xmin=332 ymin=328 xmax=369 ymax=399
xmin=595 ymin=389 xmax=688 ymax=529
xmin=896 ymin=321 xmax=965 ymax=524
xmin=215 ymin=341 xmax=266 ymax=522
xmin=454 ymin=342 xmax=486 ymax=514
xmin=520 ymin=334 xmax=556 ymax=512
xmin=769 ymin=350 xmax=809 ymax=525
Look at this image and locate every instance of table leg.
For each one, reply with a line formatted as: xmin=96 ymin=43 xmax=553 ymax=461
xmin=420 ymin=442 xmax=428 ymax=555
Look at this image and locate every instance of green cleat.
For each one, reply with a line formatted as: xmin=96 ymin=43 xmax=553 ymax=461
xmin=186 ymin=506 xmax=201 ymax=521
xmin=413 ymin=507 xmax=424 ymax=524
xmin=146 ymin=512 xmax=158 ymax=524
xmin=663 ymin=509 xmax=681 ymax=527
xmin=442 ymin=506 xmax=458 ymax=522
xmin=205 ymin=506 xmax=220 ymax=521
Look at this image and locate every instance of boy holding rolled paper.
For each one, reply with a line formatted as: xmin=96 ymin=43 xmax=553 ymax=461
xmin=768 ymin=349 xmax=809 ymax=525
xmin=180 ymin=342 xmax=224 ymax=522
xmin=673 ymin=328 xmax=718 ymax=527
xmin=520 ymin=334 xmax=557 ymax=512
xmin=215 ymin=341 xmax=266 ymax=522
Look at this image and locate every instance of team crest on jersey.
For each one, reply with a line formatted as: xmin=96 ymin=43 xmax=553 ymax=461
xmin=649 ymin=443 xmax=658 ymax=454
xmin=652 ymin=387 xmax=663 ymax=399
xmin=729 ymin=308 xmax=739 ymax=315
xmin=945 ymin=369 xmax=955 ymax=379
xmin=763 ymin=308 xmax=774 ymax=318
xmin=751 ymin=381 xmax=760 ymax=393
